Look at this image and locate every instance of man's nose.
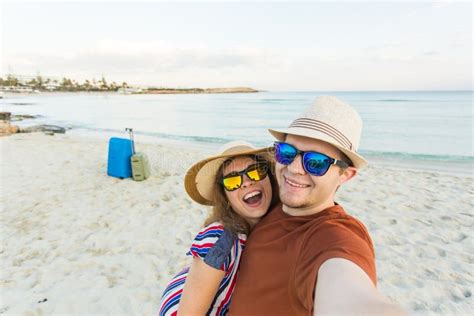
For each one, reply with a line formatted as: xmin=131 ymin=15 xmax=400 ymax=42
xmin=287 ymin=155 xmax=306 ymax=175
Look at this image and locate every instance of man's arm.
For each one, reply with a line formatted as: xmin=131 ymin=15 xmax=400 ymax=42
xmin=313 ymin=258 xmax=408 ymax=316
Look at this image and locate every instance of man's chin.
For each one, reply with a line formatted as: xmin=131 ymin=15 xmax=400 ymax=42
xmin=280 ymin=196 xmax=309 ymax=209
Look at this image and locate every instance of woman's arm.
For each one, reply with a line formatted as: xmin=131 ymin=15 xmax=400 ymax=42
xmin=178 ymin=257 xmax=226 ymax=316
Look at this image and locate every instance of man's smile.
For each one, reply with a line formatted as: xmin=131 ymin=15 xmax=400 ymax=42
xmin=283 ymin=176 xmax=310 ymax=189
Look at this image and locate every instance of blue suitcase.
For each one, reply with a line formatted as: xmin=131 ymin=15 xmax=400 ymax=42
xmin=107 ymin=137 xmax=133 ymax=178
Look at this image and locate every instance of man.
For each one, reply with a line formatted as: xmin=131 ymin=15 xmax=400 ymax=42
xmin=229 ymin=96 xmax=407 ymax=315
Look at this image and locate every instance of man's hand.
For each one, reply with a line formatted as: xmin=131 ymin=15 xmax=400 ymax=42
xmin=313 ymin=258 xmax=408 ymax=316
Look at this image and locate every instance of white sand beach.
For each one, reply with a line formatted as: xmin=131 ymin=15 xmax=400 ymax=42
xmin=0 ymin=133 xmax=473 ymax=315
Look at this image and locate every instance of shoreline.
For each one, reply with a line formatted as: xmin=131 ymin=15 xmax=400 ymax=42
xmin=1 ymin=124 xmax=472 ymax=177
xmin=65 ymin=128 xmax=474 ymax=178
xmin=140 ymin=87 xmax=258 ymax=94
xmin=0 ymin=87 xmax=259 ymax=95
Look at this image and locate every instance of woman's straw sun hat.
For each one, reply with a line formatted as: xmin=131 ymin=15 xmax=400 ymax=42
xmin=185 ymin=141 xmax=271 ymax=206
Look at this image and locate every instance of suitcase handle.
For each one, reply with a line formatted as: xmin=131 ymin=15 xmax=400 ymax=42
xmin=125 ymin=127 xmax=136 ymax=154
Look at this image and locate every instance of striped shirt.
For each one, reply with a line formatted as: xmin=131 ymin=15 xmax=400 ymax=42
xmin=159 ymin=222 xmax=247 ymax=316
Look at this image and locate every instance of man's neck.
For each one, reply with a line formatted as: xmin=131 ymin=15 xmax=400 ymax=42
xmin=282 ymin=200 xmax=335 ymax=216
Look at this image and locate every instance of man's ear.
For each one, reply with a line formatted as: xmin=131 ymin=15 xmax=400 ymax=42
xmin=339 ymin=166 xmax=357 ymax=185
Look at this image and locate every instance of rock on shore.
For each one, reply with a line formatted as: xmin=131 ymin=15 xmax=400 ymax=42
xmin=0 ymin=121 xmax=20 ymax=136
xmin=19 ymin=125 xmax=66 ymax=134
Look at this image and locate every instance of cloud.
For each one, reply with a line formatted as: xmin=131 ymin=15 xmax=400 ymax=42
xmin=2 ymin=40 xmax=290 ymax=80
xmin=361 ymin=44 xmax=438 ymax=63
xmin=422 ymin=50 xmax=438 ymax=56
xmin=432 ymin=0 xmax=457 ymax=10
xmin=2 ymin=39 xmax=470 ymax=90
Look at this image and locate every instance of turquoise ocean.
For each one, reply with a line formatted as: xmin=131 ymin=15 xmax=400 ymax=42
xmin=1 ymin=91 xmax=472 ymax=174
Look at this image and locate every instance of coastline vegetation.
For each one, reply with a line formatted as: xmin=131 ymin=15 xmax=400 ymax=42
xmin=0 ymin=74 xmax=129 ymax=92
xmin=0 ymin=74 xmax=258 ymax=94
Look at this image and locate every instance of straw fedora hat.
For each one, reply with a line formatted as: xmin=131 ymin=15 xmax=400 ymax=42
xmin=268 ymin=96 xmax=368 ymax=169
xmin=185 ymin=141 xmax=272 ymax=206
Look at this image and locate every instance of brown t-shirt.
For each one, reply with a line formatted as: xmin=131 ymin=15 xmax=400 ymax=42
xmin=228 ymin=203 xmax=376 ymax=316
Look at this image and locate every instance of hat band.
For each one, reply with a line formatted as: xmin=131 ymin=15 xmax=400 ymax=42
xmin=289 ymin=118 xmax=353 ymax=150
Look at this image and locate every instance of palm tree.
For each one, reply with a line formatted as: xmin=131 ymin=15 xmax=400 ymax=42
xmin=6 ymin=75 xmax=19 ymax=86
xmin=83 ymin=79 xmax=92 ymax=91
xmin=36 ymin=75 xmax=44 ymax=89
xmin=99 ymin=76 xmax=108 ymax=90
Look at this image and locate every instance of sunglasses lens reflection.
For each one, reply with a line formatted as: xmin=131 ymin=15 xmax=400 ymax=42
xmin=223 ymin=175 xmax=242 ymax=191
xmin=222 ymin=163 xmax=268 ymax=191
xmin=303 ymin=153 xmax=331 ymax=176
xmin=275 ymin=142 xmax=297 ymax=165
xmin=246 ymin=164 xmax=267 ymax=181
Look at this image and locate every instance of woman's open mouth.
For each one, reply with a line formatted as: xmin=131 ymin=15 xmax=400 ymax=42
xmin=243 ymin=190 xmax=263 ymax=206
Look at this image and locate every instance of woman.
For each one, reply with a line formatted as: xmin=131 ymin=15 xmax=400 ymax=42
xmin=158 ymin=141 xmax=278 ymax=316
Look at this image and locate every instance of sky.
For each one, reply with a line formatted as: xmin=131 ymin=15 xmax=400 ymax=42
xmin=1 ymin=0 xmax=472 ymax=91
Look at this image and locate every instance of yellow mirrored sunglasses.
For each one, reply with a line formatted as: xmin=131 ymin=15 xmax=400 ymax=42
xmin=221 ymin=163 xmax=268 ymax=191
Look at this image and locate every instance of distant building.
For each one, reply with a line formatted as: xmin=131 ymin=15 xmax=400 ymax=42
xmin=0 ymin=86 xmax=37 ymax=93
xmin=117 ymin=87 xmax=142 ymax=94
xmin=45 ymin=82 xmax=61 ymax=91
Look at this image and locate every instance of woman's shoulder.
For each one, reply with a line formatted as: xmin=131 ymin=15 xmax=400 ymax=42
xmin=189 ymin=221 xmax=241 ymax=271
xmin=199 ymin=222 xmax=247 ymax=241
xmin=195 ymin=222 xmax=225 ymax=239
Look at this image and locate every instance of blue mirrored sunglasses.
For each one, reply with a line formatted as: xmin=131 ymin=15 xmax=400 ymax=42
xmin=273 ymin=141 xmax=349 ymax=176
